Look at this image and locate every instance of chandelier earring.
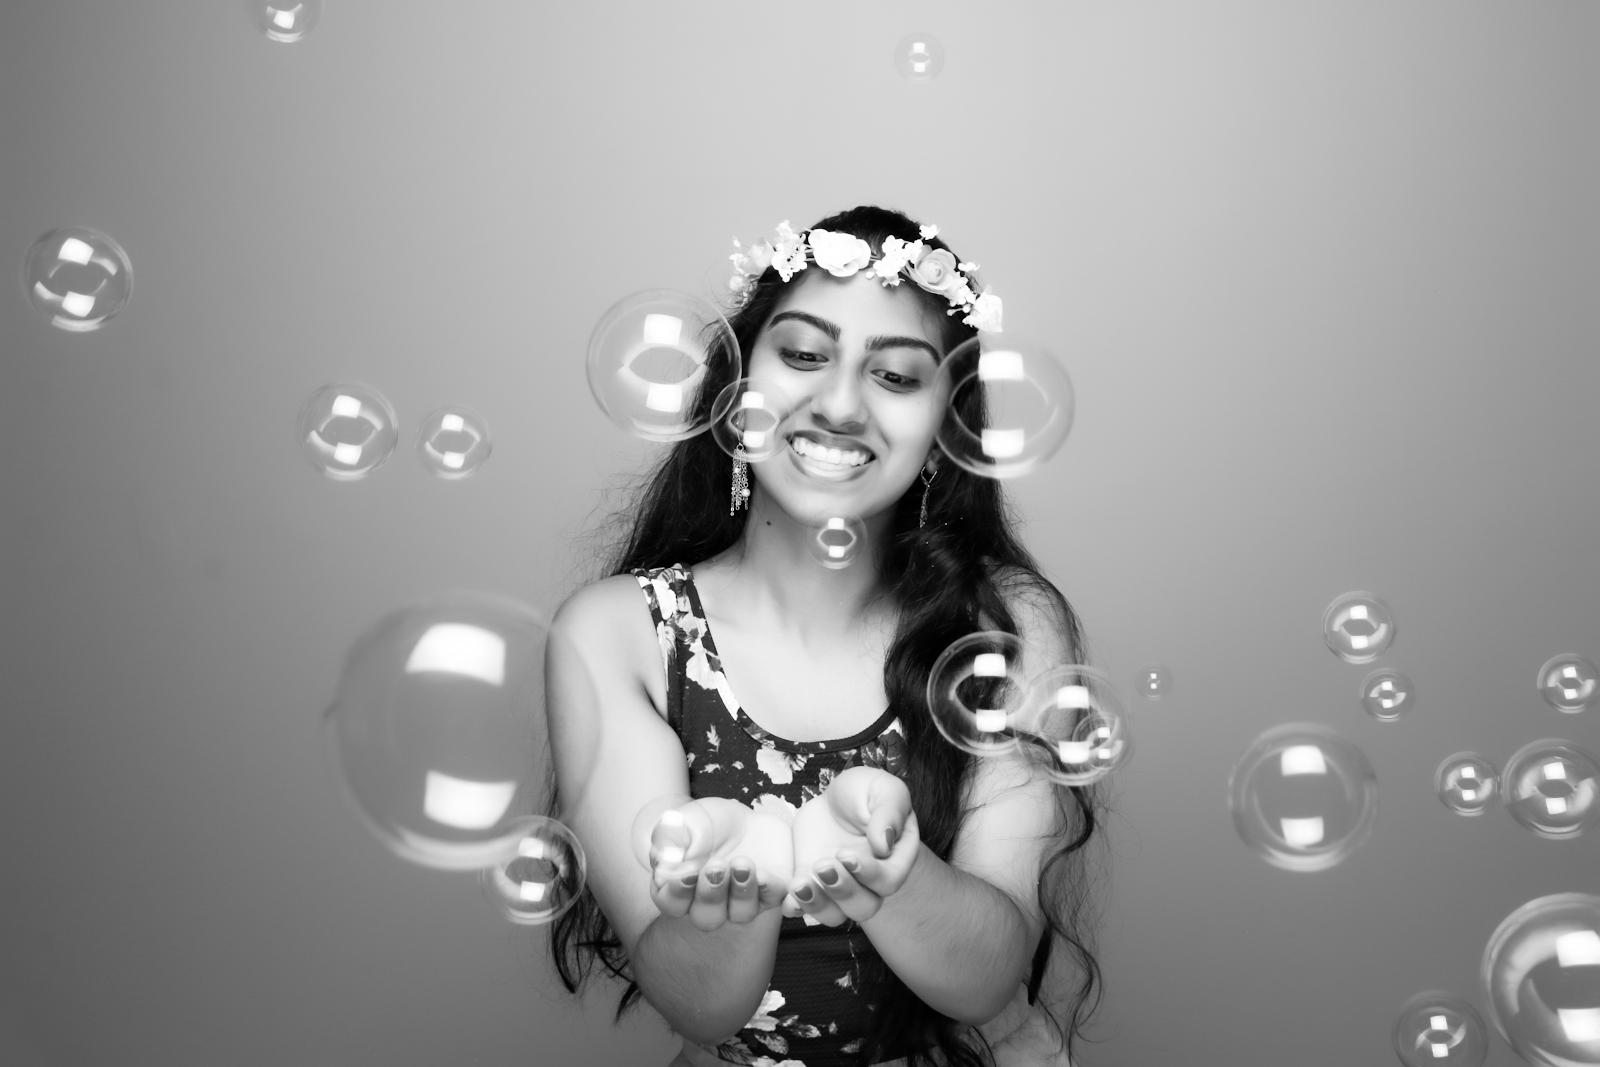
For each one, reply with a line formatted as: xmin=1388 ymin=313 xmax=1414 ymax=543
xmin=730 ymin=444 xmax=750 ymax=515
xmin=919 ymin=462 xmax=937 ymax=528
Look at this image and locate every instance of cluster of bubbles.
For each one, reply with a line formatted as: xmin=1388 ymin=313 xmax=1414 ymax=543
xmin=296 ymin=383 xmax=492 ymax=481
xmin=322 ymin=593 xmax=585 ymax=926
xmin=923 ymin=635 xmax=1133 ymax=787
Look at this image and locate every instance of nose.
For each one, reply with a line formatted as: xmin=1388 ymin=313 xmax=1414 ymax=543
xmin=808 ymin=364 xmax=868 ymax=433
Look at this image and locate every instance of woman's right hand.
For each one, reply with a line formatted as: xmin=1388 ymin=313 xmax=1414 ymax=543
xmin=642 ymin=796 xmax=794 ymax=930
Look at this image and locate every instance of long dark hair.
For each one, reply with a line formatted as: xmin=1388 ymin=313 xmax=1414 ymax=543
xmin=548 ymin=206 xmax=1106 ymax=1066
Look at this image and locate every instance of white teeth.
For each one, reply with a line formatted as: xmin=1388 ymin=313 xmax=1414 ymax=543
xmin=792 ymin=437 xmax=869 ymax=467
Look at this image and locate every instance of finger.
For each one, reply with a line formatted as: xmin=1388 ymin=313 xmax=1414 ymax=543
xmin=725 ymin=857 xmax=760 ymax=925
xmin=649 ymin=807 xmax=709 ymax=878
xmin=864 ymin=803 xmax=909 ymax=861
xmin=651 ymin=868 xmax=699 ymax=919
xmin=687 ymin=863 xmax=730 ymax=931
xmin=814 ymin=858 xmax=881 ymax=924
xmin=758 ymin=871 xmax=790 ymax=914
xmin=789 ymin=878 xmax=848 ymax=927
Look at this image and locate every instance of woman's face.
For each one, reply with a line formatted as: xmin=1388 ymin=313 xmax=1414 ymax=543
xmin=744 ymin=266 xmax=950 ymax=526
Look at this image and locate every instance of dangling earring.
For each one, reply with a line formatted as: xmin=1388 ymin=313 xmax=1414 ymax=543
xmin=730 ymin=444 xmax=750 ymax=515
xmin=919 ymin=462 xmax=936 ymax=528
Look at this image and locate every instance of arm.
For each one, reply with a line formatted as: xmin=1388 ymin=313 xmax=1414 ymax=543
xmin=546 ymin=576 xmax=783 ymax=1045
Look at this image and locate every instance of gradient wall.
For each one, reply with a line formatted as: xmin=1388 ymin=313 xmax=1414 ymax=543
xmin=1 ymin=2 xmax=1597 ymax=1065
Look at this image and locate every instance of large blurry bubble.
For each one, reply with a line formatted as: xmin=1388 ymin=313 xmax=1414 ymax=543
xmin=894 ymin=32 xmax=946 ymax=81
xmin=323 ymin=592 xmax=550 ymax=870
xmin=926 ymin=632 xmax=1029 ymax=757
xmin=247 ymin=0 xmax=323 ymax=43
xmin=1016 ymin=665 xmax=1132 ymax=787
xmin=710 ymin=376 xmax=795 ymax=463
xmin=1481 ymin=892 xmax=1600 ymax=1067
xmin=587 ymin=289 xmax=738 ymax=442
xmin=934 ymin=337 xmax=1074 ymax=480
xmin=297 ymin=382 xmax=399 ymax=480
xmin=1501 ymin=739 xmax=1600 ymax=840
xmin=22 ymin=227 xmax=133 ymax=332
xmin=1228 ymin=723 xmax=1378 ymax=872
xmin=416 ymin=404 xmax=491 ymax=479
xmin=1436 ymin=752 xmax=1499 ymax=817
xmin=1537 ymin=654 xmax=1599 ymax=715
xmin=1392 ymin=991 xmax=1489 ymax=1067
xmin=478 ymin=816 xmax=585 ymax=926
xmin=1322 ymin=591 xmax=1397 ymax=664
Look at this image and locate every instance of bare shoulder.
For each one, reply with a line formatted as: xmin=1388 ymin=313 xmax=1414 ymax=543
xmin=548 ymin=572 xmax=665 ymax=713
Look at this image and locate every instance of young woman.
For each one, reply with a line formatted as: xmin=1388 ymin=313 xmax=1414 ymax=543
xmin=546 ymin=206 xmax=1105 ymax=1067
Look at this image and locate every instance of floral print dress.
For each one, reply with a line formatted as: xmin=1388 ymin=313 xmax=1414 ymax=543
xmin=636 ymin=564 xmax=928 ymax=1067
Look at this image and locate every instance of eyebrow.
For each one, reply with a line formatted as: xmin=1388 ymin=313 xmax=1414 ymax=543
xmin=767 ymin=310 xmax=940 ymax=361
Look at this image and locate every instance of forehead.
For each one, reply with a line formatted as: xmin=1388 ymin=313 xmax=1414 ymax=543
xmin=765 ymin=270 xmax=941 ymax=347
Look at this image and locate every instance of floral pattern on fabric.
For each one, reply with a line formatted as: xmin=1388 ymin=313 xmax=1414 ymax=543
xmin=634 ymin=564 xmax=924 ymax=1067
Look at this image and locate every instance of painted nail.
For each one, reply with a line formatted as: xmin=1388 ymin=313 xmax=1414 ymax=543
xmin=841 ymin=857 xmax=860 ymax=874
xmin=883 ymin=827 xmax=898 ymax=851
xmin=795 ymin=884 xmax=814 ymax=903
xmin=680 ymin=873 xmax=698 ymax=888
xmin=706 ymin=868 xmax=725 ymax=886
xmin=732 ymin=865 xmax=752 ymax=884
xmin=818 ymin=866 xmax=839 ymax=886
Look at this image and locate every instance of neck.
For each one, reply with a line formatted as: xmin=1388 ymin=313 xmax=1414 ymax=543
xmin=711 ymin=486 xmax=898 ymax=630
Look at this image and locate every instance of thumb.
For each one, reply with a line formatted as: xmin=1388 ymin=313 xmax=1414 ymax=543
xmin=864 ymin=783 xmax=913 ymax=860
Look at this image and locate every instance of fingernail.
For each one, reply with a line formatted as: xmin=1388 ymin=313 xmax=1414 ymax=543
xmin=732 ymin=865 xmax=751 ymax=884
xmin=795 ymin=884 xmax=814 ymax=902
xmin=818 ymin=866 xmax=839 ymax=886
xmin=841 ymin=857 xmax=860 ymax=874
xmin=706 ymin=868 xmax=725 ymax=886
xmin=680 ymin=874 xmax=698 ymax=888
xmin=884 ymin=827 xmax=898 ymax=850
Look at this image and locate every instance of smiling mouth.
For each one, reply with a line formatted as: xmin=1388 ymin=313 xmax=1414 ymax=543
xmin=787 ymin=434 xmax=875 ymax=474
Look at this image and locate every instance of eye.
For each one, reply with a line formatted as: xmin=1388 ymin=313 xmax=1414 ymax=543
xmin=874 ymin=369 xmax=922 ymax=391
xmin=779 ymin=347 xmax=826 ymax=368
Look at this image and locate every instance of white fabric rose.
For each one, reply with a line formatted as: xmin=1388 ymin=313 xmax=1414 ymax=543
xmin=907 ymin=247 xmax=961 ymax=294
xmin=872 ymin=235 xmax=921 ymax=284
xmin=919 ymin=223 xmax=939 ymax=240
xmin=807 ymin=229 xmax=873 ymax=278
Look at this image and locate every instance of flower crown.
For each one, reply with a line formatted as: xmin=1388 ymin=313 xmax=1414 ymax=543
xmin=728 ymin=220 xmax=1002 ymax=333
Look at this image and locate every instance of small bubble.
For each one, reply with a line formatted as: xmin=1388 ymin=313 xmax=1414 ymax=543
xmin=586 ymin=289 xmax=739 ymax=443
xmin=1535 ymin=654 xmax=1598 ymax=714
xmin=934 ymin=337 xmax=1075 ymax=480
xmin=710 ymin=376 xmax=795 ymax=463
xmin=1227 ymin=723 xmax=1377 ymax=872
xmin=1135 ymin=663 xmax=1171 ymax=699
xmin=479 ymin=816 xmax=585 ymax=926
xmin=296 ymin=382 xmax=398 ymax=481
xmin=416 ymin=404 xmax=491 ymax=479
xmin=894 ymin=32 xmax=946 ymax=81
xmin=807 ymin=514 xmax=867 ymax=571
xmin=246 ymin=0 xmax=323 ymax=43
xmin=1360 ymin=668 xmax=1415 ymax=723
xmin=22 ymin=227 xmax=133 ymax=332
xmin=1435 ymin=752 xmax=1499 ymax=816
xmin=1501 ymin=739 xmax=1600 ymax=839
xmin=1322 ymin=591 xmax=1397 ymax=664
xmin=1392 ymin=991 xmax=1488 ymax=1067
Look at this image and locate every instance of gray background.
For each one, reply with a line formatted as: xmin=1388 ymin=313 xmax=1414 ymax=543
xmin=2 ymin=2 xmax=1597 ymax=1064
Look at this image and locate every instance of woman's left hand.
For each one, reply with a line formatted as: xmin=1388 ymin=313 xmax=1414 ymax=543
xmin=783 ymin=765 xmax=920 ymax=926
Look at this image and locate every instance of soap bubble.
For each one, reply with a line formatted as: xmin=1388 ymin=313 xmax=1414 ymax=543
xmin=247 ymin=0 xmax=322 ymax=43
xmin=1135 ymin=663 xmax=1171 ymax=700
xmin=1322 ymin=591 xmax=1397 ymax=664
xmin=1436 ymin=752 xmax=1500 ymax=816
xmin=710 ymin=376 xmax=795 ymax=463
xmin=1228 ymin=723 xmax=1378 ymax=872
xmin=1392 ymin=991 xmax=1489 ymax=1067
xmin=1481 ymin=892 xmax=1600 ymax=1067
xmin=416 ymin=404 xmax=491 ymax=479
xmin=1502 ymin=739 xmax=1600 ymax=840
xmin=586 ymin=289 xmax=739 ymax=442
xmin=478 ymin=816 xmax=585 ymax=926
xmin=1360 ymin=668 xmax=1416 ymax=723
xmin=1537 ymin=655 xmax=1599 ymax=715
xmin=807 ymin=515 xmax=867 ymax=570
xmin=323 ymin=592 xmax=550 ymax=871
xmin=894 ymin=32 xmax=946 ymax=81
xmin=297 ymin=382 xmax=399 ymax=481
xmin=1016 ymin=665 xmax=1132 ymax=787
xmin=934 ymin=337 xmax=1074 ymax=480
xmin=22 ymin=226 xmax=133 ymax=332
xmin=926 ymin=632 xmax=1029 ymax=757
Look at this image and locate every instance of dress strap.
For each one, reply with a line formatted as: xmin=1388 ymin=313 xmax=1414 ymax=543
xmin=633 ymin=565 xmax=689 ymax=735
